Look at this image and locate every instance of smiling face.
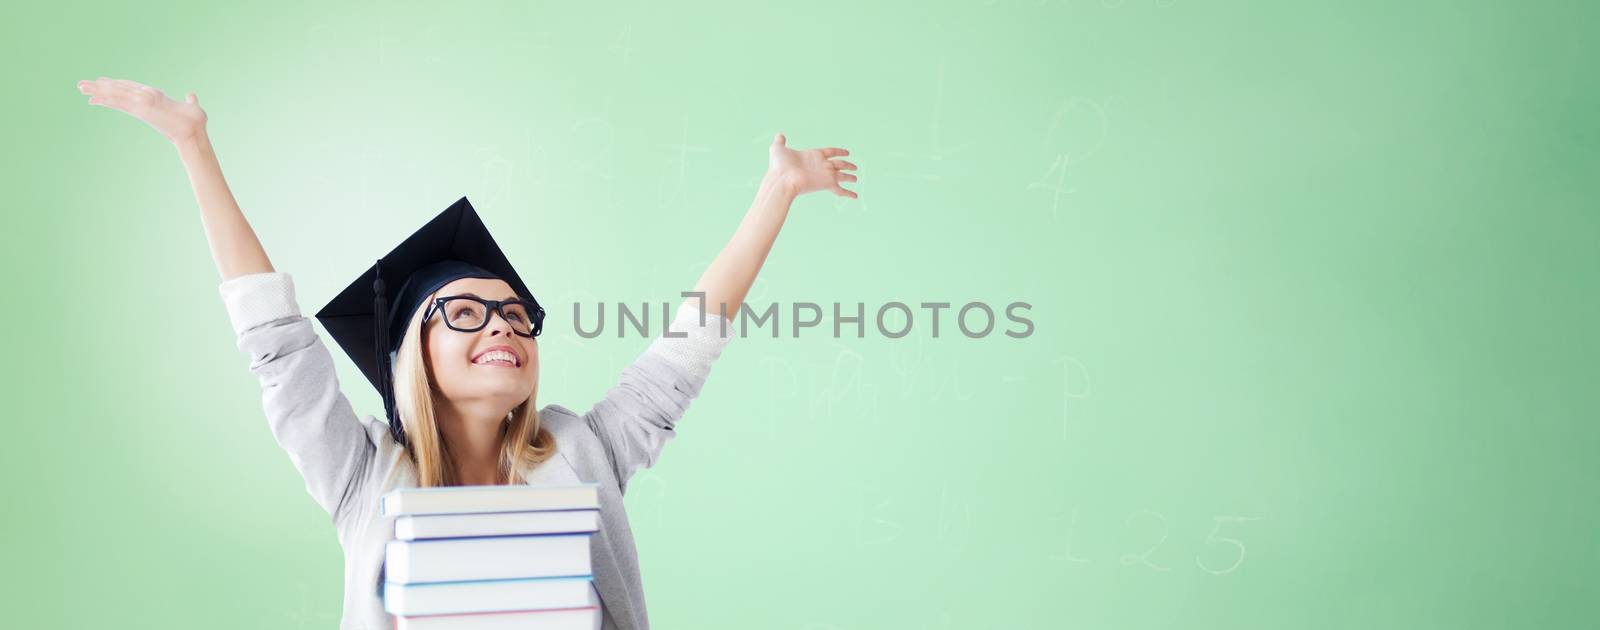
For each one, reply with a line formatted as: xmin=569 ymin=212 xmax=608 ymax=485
xmin=422 ymin=277 xmax=540 ymax=416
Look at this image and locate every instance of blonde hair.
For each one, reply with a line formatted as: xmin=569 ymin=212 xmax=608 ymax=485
xmin=390 ymin=292 xmax=556 ymax=487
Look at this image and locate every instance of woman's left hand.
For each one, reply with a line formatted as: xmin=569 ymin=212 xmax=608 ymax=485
xmin=766 ymin=133 xmax=858 ymax=199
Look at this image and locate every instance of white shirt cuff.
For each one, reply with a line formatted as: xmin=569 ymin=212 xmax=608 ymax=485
xmin=218 ymin=271 xmax=302 ymax=336
xmin=647 ymin=301 xmax=735 ymax=380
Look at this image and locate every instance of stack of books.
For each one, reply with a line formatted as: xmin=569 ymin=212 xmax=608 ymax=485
xmin=381 ymin=483 xmax=602 ymax=629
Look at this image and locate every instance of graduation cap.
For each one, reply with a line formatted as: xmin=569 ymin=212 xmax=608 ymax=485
xmin=315 ymin=196 xmax=540 ymax=447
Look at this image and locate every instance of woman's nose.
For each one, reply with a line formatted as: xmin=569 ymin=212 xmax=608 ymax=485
xmin=485 ymin=312 xmax=515 ymax=336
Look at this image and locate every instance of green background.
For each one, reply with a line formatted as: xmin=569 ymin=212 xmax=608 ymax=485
xmin=5 ymin=0 xmax=1596 ymax=627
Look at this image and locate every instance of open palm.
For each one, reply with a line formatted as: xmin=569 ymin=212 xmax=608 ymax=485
xmin=77 ymin=77 xmax=208 ymax=146
xmin=767 ymin=133 xmax=859 ymax=199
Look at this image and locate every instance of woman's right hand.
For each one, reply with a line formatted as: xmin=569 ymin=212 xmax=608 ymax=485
xmin=77 ymin=77 xmax=208 ymax=146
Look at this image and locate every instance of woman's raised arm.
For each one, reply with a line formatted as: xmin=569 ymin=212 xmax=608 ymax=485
xmin=77 ymin=77 xmax=272 ymax=281
xmin=578 ymin=133 xmax=859 ymax=490
xmin=80 ymin=78 xmax=375 ymax=526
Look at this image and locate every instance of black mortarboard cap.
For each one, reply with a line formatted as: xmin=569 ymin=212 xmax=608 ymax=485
xmin=314 ymin=196 xmax=539 ymax=447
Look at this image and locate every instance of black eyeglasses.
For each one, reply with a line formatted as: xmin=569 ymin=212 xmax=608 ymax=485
xmin=422 ymin=295 xmax=546 ymax=337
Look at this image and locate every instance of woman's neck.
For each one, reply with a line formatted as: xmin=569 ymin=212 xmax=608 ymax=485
xmin=435 ymin=402 xmax=508 ymax=485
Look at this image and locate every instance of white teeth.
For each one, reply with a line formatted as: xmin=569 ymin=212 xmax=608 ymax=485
xmin=473 ymin=351 xmax=518 ymax=366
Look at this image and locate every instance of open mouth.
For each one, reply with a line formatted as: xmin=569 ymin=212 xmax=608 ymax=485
xmin=471 ymin=347 xmax=522 ymax=368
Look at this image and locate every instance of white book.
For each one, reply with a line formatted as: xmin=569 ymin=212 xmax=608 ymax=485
xmin=384 ymin=575 xmax=593 ymax=616
xmin=397 ymin=509 xmax=599 ymax=541
xmin=396 ymin=606 xmax=596 ymax=630
xmin=385 ymin=534 xmax=593 ymax=584
xmin=382 ymin=483 xmax=600 ymax=517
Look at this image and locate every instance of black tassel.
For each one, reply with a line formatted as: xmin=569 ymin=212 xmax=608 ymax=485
xmin=373 ymin=260 xmax=405 ymax=447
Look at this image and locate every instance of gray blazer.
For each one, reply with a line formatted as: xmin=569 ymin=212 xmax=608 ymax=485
xmin=218 ymin=271 xmax=732 ymax=630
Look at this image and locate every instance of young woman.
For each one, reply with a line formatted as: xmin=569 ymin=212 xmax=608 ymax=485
xmin=77 ymin=77 xmax=858 ymax=630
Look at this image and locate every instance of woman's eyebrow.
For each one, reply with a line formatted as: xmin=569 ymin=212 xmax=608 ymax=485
xmin=457 ymin=291 xmax=518 ymax=300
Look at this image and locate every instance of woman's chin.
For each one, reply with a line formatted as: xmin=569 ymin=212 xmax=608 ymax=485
xmin=486 ymin=387 xmax=535 ymax=406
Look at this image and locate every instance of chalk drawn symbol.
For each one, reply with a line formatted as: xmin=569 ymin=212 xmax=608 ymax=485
xmin=855 ymin=490 xmax=903 ymax=546
xmin=1027 ymin=153 xmax=1076 ymax=219
xmin=828 ymin=351 xmax=883 ymax=428
xmin=885 ymin=56 xmax=970 ymax=182
xmin=1051 ymin=505 xmax=1092 ymax=564
xmin=1197 ymin=515 xmax=1262 ymax=575
xmin=1049 ymin=96 xmax=1110 ymax=160
xmin=889 ymin=331 xmax=930 ymax=399
xmin=1030 ymin=96 xmax=1110 ymax=218
xmin=934 ymin=484 xmax=975 ymax=551
xmin=1119 ymin=509 xmax=1173 ymax=571
xmin=1051 ymin=356 xmax=1093 ymax=442
xmin=657 ymin=115 xmax=712 ymax=211
xmin=610 ymin=24 xmax=636 ymax=69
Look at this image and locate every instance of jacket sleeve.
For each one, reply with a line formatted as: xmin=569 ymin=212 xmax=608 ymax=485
xmin=582 ymin=301 xmax=734 ymax=493
xmin=219 ymin=271 xmax=375 ymax=525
